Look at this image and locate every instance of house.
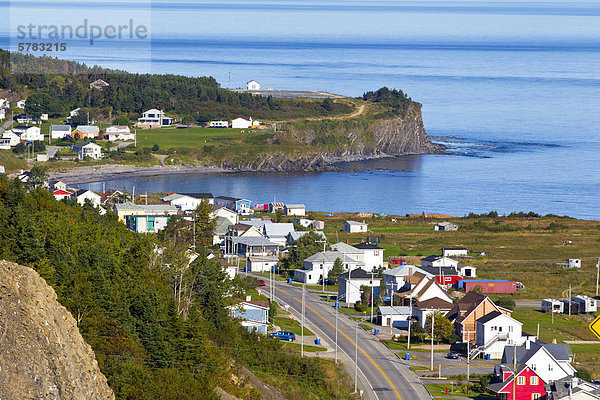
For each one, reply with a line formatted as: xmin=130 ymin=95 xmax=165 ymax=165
xmin=383 ymin=264 xmax=423 ymax=299
xmin=210 ymin=207 xmax=238 ymax=225
xmin=246 ymin=255 xmax=279 ymax=273
xmin=545 ymin=376 xmax=600 ymax=400
xmin=227 ymin=299 xmax=269 ymax=334
xmin=15 ymin=114 xmax=39 ymax=124
xmin=396 ymin=273 xmax=454 ymax=305
xmin=284 ymin=204 xmax=306 ymax=216
xmin=377 ymin=306 xmax=412 ymax=328
xmin=295 ymin=218 xmax=313 ymax=228
xmin=52 ymin=181 xmax=68 ymax=191
xmin=73 ymin=142 xmax=103 ymax=160
xmin=36 ymin=152 xmax=49 ymax=162
xmin=457 ymin=263 xmax=478 ymax=278
xmin=214 ymin=196 xmax=252 ymax=213
xmin=124 ymin=204 xmax=178 ymax=233
xmin=458 ymin=280 xmax=518 ymax=294
xmin=209 ymin=120 xmax=228 ymax=128
xmin=72 ymin=125 xmax=100 ymax=140
xmin=269 ymin=202 xmax=285 ymax=213
xmin=0 ymin=109 xmax=5 ymax=120
xmin=421 ymin=255 xmax=460 ymax=269
xmin=67 ymin=107 xmax=81 ymax=123
xmin=442 ymin=247 xmax=468 ymax=257
xmin=232 ymin=117 xmax=253 ymax=129
xmin=312 ymin=220 xmax=325 ymax=230
xmin=15 ymin=126 xmax=43 ymax=142
xmin=72 ymin=189 xmax=102 ymax=206
xmin=0 ymin=99 xmax=9 ymax=109
xmin=420 ymin=265 xmax=463 ymax=286
xmin=89 ymin=79 xmax=109 ymax=90
xmin=474 ymin=311 xmax=534 ymax=359
xmin=541 ymin=299 xmax=564 ymax=314
xmin=16 ymin=100 xmax=26 ymax=109
xmin=413 ymin=297 xmax=454 ymax=328
xmin=50 ymin=125 xmax=72 ymax=140
xmin=487 ymin=364 xmax=547 ymax=400
xmin=247 ymin=80 xmax=261 ymax=91
xmin=567 ymin=259 xmax=581 ymax=268
xmin=446 ymin=291 xmax=512 ymax=343
xmin=161 ymin=192 xmax=214 ymax=211
xmin=0 ymin=166 xmax=4 ymax=175
xmin=331 ymin=241 xmax=368 ymax=265
xmin=0 ymin=136 xmax=16 ymax=150
xmin=337 ymin=267 xmax=381 ymax=304
xmin=105 ymin=125 xmax=134 ymax=141
xmin=53 ymin=189 xmax=73 ymax=201
xmin=213 ymin=216 xmax=233 ymax=246
xmin=571 ymin=295 xmax=597 ymax=313
xmin=353 ymin=242 xmax=384 ymax=271
xmin=100 ymin=189 xmax=123 ymax=205
xmin=501 ymin=341 xmax=576 ymax=385
xmin=294 ymin=251 xmax=363 ymax=284
xmin=262 ymin=222 xmax=296 ymax=246
xmin=344 ymin=220 xmax=368 ymax=233
xmin=286 ymin=230 xmax=326 ymax=245
xmin=114 ymin=201 xmax=146 ymax=222
xmin=434 ymin=222 xmax=459 ymax=231
xmin=40 ymin=114 xmax=48 ymax=121
xmin=137 ymin=109 xmax=174 ymax=128
xmin=229 ymin=236 xmax=278 ymax=257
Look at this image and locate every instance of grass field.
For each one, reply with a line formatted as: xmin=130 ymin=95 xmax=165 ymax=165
xmin=425 ymin=384 xmax=494 ymax=399
xmin=272 ymin=316 xmax=314 ymax=336
xmin=512 ymin=307 xmax=599 ymax=342
xmin=280 ymin=342 xmax=327 ymax=353
xmin=135 ymin=127 xmax=248 ymax=148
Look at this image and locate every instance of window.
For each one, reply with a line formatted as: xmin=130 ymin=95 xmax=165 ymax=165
xmin=530 ymin=376 xmax=538 ymax=385
xmin=532 ymin=394 xmax=540 ymax=400
xmin=509 ymin=326 xmax=513 ymax=332
xmin=517 ymin=376 xmax=525 ymax=385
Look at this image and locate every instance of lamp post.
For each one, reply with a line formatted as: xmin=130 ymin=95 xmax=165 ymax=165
xmin=430 ymin=310 xmax=435 ymax=372
xmin=354 ymin=314 xmax=366 ymax=394
xmin=335 ymin=293 xmax=346 ymax=364
xmin=301 ymin=282 xmax=306 ymax=358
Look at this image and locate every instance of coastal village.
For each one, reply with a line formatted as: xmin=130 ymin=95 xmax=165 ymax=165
xmin=9 ymin=170 xmax=600 ymax=399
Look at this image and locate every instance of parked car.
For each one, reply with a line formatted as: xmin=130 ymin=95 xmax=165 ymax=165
xmin=270 ymin=331 xmax=296 ymax=341
xmin=446 ymin=351 xmax=460 ymax=359
xmin=259 ymin=280 xmax=266 ymax=286
xmin=318 ymin=278 xmax=335 ymax=286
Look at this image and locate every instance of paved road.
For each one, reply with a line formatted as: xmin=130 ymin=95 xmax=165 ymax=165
xmin=257 ymin=274 xmax=432 ymax=400
xmin=0 ymin=119 xmax=13 ymax=134
xmin=109 ymin=141 xmax=133 ymax=151
xmin=46 ymin=145 xmax=60 ymax=159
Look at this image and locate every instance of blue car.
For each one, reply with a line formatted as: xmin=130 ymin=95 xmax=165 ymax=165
xmin=270 ymin=331 xmax=296 ymax=341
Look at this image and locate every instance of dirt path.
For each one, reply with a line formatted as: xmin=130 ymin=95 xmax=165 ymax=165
xmin=270 ymin=101 xmax=367 ymax=124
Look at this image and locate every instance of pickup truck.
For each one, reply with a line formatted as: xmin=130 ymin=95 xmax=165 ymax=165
xmin=270 ymin=331 xmax=296 ymax=341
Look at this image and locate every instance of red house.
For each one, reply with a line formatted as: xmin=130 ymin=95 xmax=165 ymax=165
xmin=487 ymin=365 xmax=546 ymax=400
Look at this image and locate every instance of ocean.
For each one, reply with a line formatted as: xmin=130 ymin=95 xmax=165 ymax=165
xmin=2 ymin=1 xmax=600 ymax=218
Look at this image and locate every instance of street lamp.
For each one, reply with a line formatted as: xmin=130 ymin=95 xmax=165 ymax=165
xmin=354 ymin=313 xmax=367 ymax=394
xmin=301 ymin=282 xmax=306 ymax=358
xmin=335 ymin=293 xmax=347 ymax=364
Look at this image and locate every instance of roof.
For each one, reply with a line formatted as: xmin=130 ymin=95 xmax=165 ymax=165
xmin=476 ymin=311 xmax=505 ymax=324
xmin=74 ymin=125 xmax=99 ymax=133
xmin=416 ymin=297 xmax=454 ymax=310
xmin=446 ymin=291 xmax=487 ymax=322
xmin=419 ymin=265 xmax=460 ymax=276
xmin=181 ymin=192 xmax=213 ymax=199
xmin=74 ymin=189 xmax=100 ymax=197
xmin=51 ymin=125 xmax=71 ymax=131
xmin=53 ymin=190 xmax=72 ymax=196
xmin=331 ymin=242 xmax=362 ymax=254
xmin=231 ymin=236 xmax=278 ymax=247
xmin=73 ymin=142 xmax=101 ymax=149
xmin=353 ymin=242 xmax=383 ymax=250
xmin=338 ymin=268 xmax=380 ymax=280
xmin=443 ymin=247 xmax=467 ymax=250
xmin=503 ymin=342 xmax=571 ymax=366
xmin=285 ymin=204 xmax=305 ymax=209
xmin=377 ymin=306 xmax=412 ymax=316
xmin=264 ymin=223 xmax=295 ymax=238
xmin=217 ymin=195 xmax=243 ymax=202
xmin=270 ymin=202 xmax=284 ymax=207
xmin=212 ymin=206 xmax=237 ymax=215
xmin=214 ymin=217 xmax=233 ymax=235
xmin=421 ymin=255 xmax=442 ymax=262
xmin=383 ymin=264 xmax=421 ymax=277
xmin=247 ymin=256 xmax=279 ymax=262
xmin=114 ymin=201 xmax=144 ymax=211
xmin=345 ymin=220 xmax=367 ymax=226
xmin=304 ymin=251 xmax=361 ymax=265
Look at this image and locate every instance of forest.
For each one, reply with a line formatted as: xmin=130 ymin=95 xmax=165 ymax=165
xmin=0 ymin=175 xmax=353 ymax=399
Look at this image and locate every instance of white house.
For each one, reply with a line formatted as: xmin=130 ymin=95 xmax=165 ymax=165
xmin=0 ymin=131 xmax=20 ymax=149
xmin=397 ymin=273 xmax=453 ymax=304
xmin=72 ymin=189 xmax=102 ymax=206
xmin=0 ymin=99 xmax=9 ymax=109
xmin=50 ymin=125 xmax=72 ymax=139
xmin=0 ymin=109 xmax=5 ymax=120
xmin=263 ymin=222 xmax=296 ymax=247
xmin=353 ymin=242 xmax=384 ymax=271
xmin=67 ymin=107 xmax=81 ymax=123
xmin=211 ymin=207 xmax=238 ymax=225
xmin=17 ymin=126 xmax=43 ymax=142
xmin=209 ymin=120 xmax=228 ymax=128
xmin=434 ymin=222 xmax=458 ymax=231
xmin=457 ymin=263 xmax=477 ymax=278
xmin=232 ymin=117 xmax=253 ymax=129
xmin=420 ymin=255 xmax=459 ymax=269
xmin=284 ymin=204 xmax=306 ymax=216
xmin=247 ymin=80 xmax=261 ymax=90
xmin=229 ymin=236 xmax=278 ymax=257
xmin=338 ymin=267 xmax=381 ymax=304
xmin=442 ymin=247 xmax=468 ymax=257
xmin=567 ymin=259 xmax=582 ymax=268
xmin=246 ymin=256 xmax=279 ymax=273
xmin=383 ymin=265 xmax=430 ymax=298
xmin=545 ymin=376 xmax=600 ymax=400
xmin=377 ymin=306 xmax=412 ymax=328
xmin=137 ymin=109 xmax=173 ymax=127
xmin=294 ymin=251 xmax=363 ymax=284
xmin=161 ymin=192 xmax=214 ymax=211
xmin=105 ymin=125 xmax=134 ymax=141
xmin=295 ymin=218 xmax=313 ymax=228
xmin=344 ymin=220 xmax=367 ymax=233
xmin=16 ymin=100 xmax=26 ymax=109
xmin=502 ymin=342 xmax=576 ymax=384
xmin=475 ymin=311 xmax=531 ymax=359
xmin=73 ymin=142 xmax=103 ymax=160
xmin=413 ymin=297 xmax=454 ymax=328
xmin=124 ymin=204 xmax=178 ymax=233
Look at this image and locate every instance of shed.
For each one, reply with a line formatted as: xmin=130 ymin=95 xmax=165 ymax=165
xmin=344 ymin=220 xmax=368 ymax=233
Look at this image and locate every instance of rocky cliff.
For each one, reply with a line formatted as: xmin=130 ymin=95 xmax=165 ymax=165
xmin=223 ymin=102 xmax=441 ymax=172
xmin=0 ymin=260 xmax=114 ymax=400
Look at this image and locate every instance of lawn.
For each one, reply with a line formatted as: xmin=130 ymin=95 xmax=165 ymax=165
xmin=272 ymin=316 xmax=314 ymax=336
xmin=280 ymin=342 xmax=327 ymax=353
xmin=512 ymin=307 xmax=598 ymax=342
xmin=380 ymin=339 xmax=447 ymax=353
xmin=425 ymin=384 xmax=494 ymax=399
xmin=135 ymin=126 xmax=248 ymax=148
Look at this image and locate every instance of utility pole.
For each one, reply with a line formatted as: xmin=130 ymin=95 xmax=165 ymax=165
xmin=407 ymin=291 xmax=413 ymax=350
xmin=596 ymin=258 xmax=599 ymax=297
xmin=466 ymin=331 xmax=470 ymax=394
xmin=335 ymin=298 xmax=339 ymax=363
xmin=370 ymin=271 xmax=374 ymax=323
xmin=430 ymin=310 xmax=435 ymax=371
xmin=301 ymin=283 xmax=305 ymax=358
xmin=192 ymin=212 xmax=196 ymax=251
xmin=354 ymin=318 xmax=359 ymax=394
xmin=569 ymin=284 xmax=572 ymax=317
xmin=512 ymin=344 xmax=517 ymax=400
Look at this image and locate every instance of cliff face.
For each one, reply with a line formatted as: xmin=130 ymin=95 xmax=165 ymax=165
xmin=223 ymin=102 xmax=439 ymax=172
xmin=0 ymin=260 xmax=114 ymax=400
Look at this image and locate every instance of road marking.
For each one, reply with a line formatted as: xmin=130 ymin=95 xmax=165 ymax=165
xmin=266 ymin=283 xmax=288 ymax=295
xmin=294 ymin=297 xmax=402 ymax=400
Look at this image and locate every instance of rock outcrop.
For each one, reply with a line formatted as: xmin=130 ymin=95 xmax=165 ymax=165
xmin=0 ymin=260 xmax=114 ymax=400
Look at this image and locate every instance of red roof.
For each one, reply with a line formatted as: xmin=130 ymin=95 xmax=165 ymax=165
xmin=53 ymin=190 xmax=72 ymax=196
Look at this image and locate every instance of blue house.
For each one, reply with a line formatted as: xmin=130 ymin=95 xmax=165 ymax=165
xmin=227 ymin=299 xmax=270 ymax=334
xmin=214 ymin=196 xmax=252 ymax=213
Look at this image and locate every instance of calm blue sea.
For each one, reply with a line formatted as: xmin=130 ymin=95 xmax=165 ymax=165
xmin=2 ymin=1 xmax=600 ymax=218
